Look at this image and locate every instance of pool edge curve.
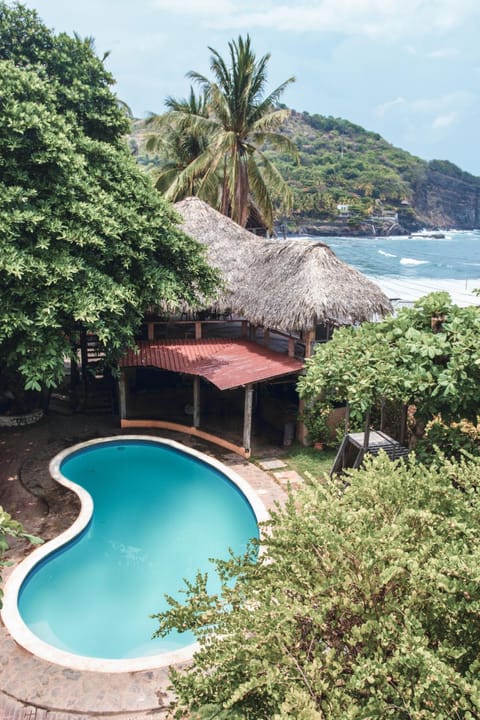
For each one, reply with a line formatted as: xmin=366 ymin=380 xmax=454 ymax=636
xmin=1 ymin=434 xmax=269 ymax=673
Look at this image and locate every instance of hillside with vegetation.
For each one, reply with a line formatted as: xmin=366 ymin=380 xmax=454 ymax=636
xmin=131 ymin=109 xmax=480 ymax=236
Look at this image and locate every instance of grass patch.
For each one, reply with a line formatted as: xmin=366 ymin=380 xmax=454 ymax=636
xmin=281 ymin=443 xmax=337 ymax=481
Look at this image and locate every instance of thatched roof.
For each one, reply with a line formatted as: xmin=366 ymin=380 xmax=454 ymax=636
xmin=175 ymin=197 xmax=392 ymax=333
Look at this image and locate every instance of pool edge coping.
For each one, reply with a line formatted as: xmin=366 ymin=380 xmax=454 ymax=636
xmin=1 ymin=434 xmax=269 ymax=673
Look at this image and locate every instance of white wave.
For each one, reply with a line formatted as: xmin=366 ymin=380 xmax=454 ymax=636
xmin=400 ymin=257 xmax=429 ymax=266
xmin=368 ymin=276 xmax=480 ymax=307
xmin=378 ymin=249 xmax=397 ymax=258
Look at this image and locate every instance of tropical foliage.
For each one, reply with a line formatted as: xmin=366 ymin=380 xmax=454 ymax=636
xmin=154 ymin=452 xmax=480 ymax=719
xmin=134 ymin=109 xmax=480 ymax=233
xmin=0 ymin=507 xmax=42 ymax=608
xmin=145 ymin=35 xmax=298 ymax=232
xmin=297 ymin=292 xmax=480 ymax=450
xmin=268 ymin=112 xmax=480 ymax=231
xmin=0 ymin=3 xmax=218 ymax=400
xmin=145 ymin=88 xmax=218 ymax=202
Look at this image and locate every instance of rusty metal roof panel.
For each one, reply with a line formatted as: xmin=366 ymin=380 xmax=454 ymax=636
xmin=120 ymin=339 xmax=304 ymax=390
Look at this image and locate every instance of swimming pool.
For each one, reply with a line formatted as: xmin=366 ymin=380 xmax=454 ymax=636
xmin=1 ymin=436 xmax=267 ymax=672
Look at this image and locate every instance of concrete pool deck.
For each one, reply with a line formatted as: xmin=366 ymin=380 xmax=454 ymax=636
xmin=0 ymin=413 xmax=287 ymax=719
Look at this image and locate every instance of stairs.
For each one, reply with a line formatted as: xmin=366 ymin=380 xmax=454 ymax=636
xmin=82 ymin=377 xmax=115 ymax=414
xmin=78 ymin=334 xmax=115 ymax=414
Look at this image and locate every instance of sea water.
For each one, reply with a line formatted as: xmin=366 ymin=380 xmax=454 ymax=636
xmin=301 ymin=230 xmax=480 ymax=306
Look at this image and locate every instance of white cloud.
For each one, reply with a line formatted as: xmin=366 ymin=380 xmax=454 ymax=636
xmin=375 ymin=97 xmax=406 ymax=116
xmin=411 ymin=91 xmax=474 ymax=115
xmin=427 ymin=48 xmax=458 ymax=59
xmin=151 ymin=0 xmax=480 ymax=39
xmin=432 ymin=111 xmax=459 ymax=128
xmin=373 ymin=91 xmax=473 ymax=138
xmin=152 ymin=0 xmax=236 ymax=14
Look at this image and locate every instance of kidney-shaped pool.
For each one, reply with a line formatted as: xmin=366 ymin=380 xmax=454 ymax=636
xmin=1 ymin=436 xmax=267 ymax=672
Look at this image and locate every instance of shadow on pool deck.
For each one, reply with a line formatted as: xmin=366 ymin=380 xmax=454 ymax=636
xmin=0 ymin=411 xmax=286 ymax=719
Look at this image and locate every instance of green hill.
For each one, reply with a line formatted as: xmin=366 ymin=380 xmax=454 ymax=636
xmin=130 ymin=109 xmax=480 ymax=235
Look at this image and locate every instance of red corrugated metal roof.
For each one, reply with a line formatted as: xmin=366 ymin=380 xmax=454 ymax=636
xmin=120 ymin=339 xmax=304 ymax=390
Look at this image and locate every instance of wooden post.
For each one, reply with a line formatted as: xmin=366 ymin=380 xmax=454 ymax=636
xmin=304 ymin=329 xmax=315 ymax=358
xmin=79 ymin=327 xmax=88 ymax=387
xmin=118 ymin=370 xmax=127 ymax=420
xmin=147 ymin=323 xmax=154 ymax=341
xmin=70 ymin=356 xmax=80 ymax=391
xmin=363 ymin=410 xmax=371 ymax=451
xmin=241 ymin=320 xmax=248 ymax=338
xmin=380 ymin=397 xmax=386 ymax=431
xmin=243 ymin=383 xmax=254 ymax=453
xmin=297 ymin=398 xmax=308 ymax=445
xmin=288 ymin=337 xmax=295 ymax=357
xmin=399 ymin=404 xmax=407 ymax=445
xmin=263 ymin=328 xmax=270 ymax=347
xmin=344 ymin=402 xmax=350 ymax=434
xmin=249 ymin=325 xmax=257 ymax=341
xmin=193 ymin=376 xmax=200 ymax=428
xmin=195 ymin=321 xmax=202 ymax=340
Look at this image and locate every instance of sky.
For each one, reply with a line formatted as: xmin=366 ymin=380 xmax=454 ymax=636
xmin=14 ymin=0 xmax=480 ymax=176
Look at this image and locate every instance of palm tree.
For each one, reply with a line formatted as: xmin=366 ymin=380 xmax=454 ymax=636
xmin=144 ymin=88 xmax=219 ymax=204
xmin=151 ymin=35 xmax=298 ymax=232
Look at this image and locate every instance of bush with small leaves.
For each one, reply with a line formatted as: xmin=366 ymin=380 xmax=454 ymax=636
xmin=154 ymin=453 xmax=480 ymax=719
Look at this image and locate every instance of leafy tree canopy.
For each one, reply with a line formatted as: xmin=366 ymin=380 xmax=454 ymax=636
xmin=154 ymin=453 xmax=480 ymax=719
xmin=0 ymin=3 xmax=218 ymax=394
xmin=297 ymin=292 xmax=480 ymax=434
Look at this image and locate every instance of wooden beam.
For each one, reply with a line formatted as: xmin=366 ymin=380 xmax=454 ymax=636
xmin=243 ymin=383 xmax=254 ymax=452
xmin=193 ymin=376 xmax=200 ymax=428
xmin=120 ymin=419 xmax=250 ymax=458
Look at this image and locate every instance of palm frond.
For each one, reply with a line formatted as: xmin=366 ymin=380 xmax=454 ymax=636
xmin=250 ymin=129 xmax=300 ymax=162
xmin=254 ymin=150 xmax=294 ymax=215
xmin=250 ymin=107 xmax=291 ymax=132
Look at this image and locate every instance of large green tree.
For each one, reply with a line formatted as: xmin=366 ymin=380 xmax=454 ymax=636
xmin=155 ymin=453 xmax=480 ymax=719
xmin=148 ymin=35 xmax=298 ymax=232
xmin=297 ymin=292 xmax=480 ymax=445
xmin=0 ymin=4 xmax=218 ymax=400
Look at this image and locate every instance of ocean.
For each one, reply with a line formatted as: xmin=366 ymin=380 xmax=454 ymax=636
xmin=300 ymin=230 xmax=480 ymax=307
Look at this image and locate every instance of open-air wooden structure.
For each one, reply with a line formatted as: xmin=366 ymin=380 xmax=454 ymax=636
xmin=118 ymin=198 xmax=393 ymax=456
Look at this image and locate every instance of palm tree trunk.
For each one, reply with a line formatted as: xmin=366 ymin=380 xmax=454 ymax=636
xmin=236 ymin=151 xmax=249 ymax=227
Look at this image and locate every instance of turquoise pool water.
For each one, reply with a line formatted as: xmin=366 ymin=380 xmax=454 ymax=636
xmin=18 ymin=439 xmax=259 ymax=660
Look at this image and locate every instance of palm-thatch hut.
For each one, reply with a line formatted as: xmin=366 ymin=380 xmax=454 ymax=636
xmin=119 ymin=198 xmax=393 ymax=456
xmin=175 ymin=196 xmax=392 ymax=335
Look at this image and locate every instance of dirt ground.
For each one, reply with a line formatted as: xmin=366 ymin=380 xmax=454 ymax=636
xmin=0 ymin=412 xmax=126 ymax=566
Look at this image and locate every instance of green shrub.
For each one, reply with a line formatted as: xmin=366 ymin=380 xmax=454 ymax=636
xmin=154 ymin=453 xmax=480 ymax=719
